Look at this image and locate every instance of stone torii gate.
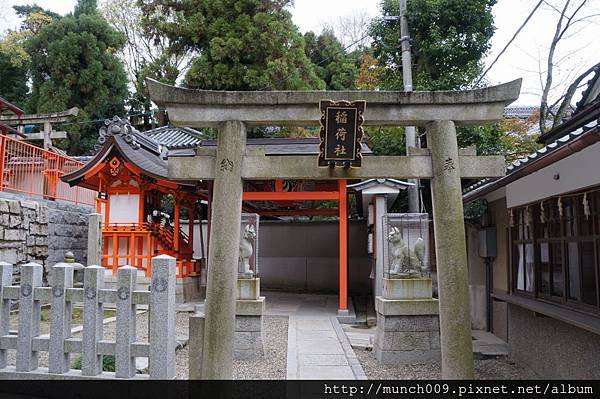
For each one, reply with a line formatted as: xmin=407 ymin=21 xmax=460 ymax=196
xmin=0 ymin=107 xmax=78 ymax=149
xmin=147 ymin=78 xmax=521 ymax=380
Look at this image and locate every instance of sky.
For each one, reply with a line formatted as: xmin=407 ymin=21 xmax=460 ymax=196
xmin=1 ymin=0 xmax=600 ymax=106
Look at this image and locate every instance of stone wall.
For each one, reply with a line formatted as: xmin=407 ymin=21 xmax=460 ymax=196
xmin=0 ymin=193 xmax=94 ymax=282
xmin=508 ymin=303 xmax=600 ymax=378
xmin=45 ymin=200 xmax=94 ymax=266
xmin=0 ymin=197 xmax=48 ymax=282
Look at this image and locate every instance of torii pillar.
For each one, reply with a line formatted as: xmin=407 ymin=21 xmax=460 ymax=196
xmin=148 ymin=78 xmax=522 ymax=380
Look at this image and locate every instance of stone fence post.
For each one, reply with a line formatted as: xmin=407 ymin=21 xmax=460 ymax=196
xmin=149 ymin=255 xmax=176 ymax=379
xmin=0 ymin=262 xmax=11 ymax=369
xmin=48 ymin=263 xmax=73 ymax=374
xmin=16 ymin=262 xmax=43 ymax=372
xmin=82 ymin=265 xmax=104 ymax=376
xmin=116 ymin=266 xmax=137 ymax=378
xmin=87 ymin=213 xmax=102 ymax=267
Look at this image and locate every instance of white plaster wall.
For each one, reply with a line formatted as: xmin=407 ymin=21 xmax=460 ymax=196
xmin=108 ymin=194 xmax=139 ymax=223
xmin=506 ymin=142 xmax=600 ymax=208
xmin=179 ymin=220 xmax=208 ymax=259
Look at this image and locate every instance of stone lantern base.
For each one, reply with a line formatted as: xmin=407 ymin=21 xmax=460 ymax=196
xmin=374 ymin=278 xmax=440 ymax=365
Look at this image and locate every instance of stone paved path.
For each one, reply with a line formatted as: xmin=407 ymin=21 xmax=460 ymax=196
xmin=265 ymin=293 xmax=366 ymax=380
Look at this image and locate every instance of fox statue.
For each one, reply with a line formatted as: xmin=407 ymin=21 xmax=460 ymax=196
xmin=239 ymin=224 xmax=256 ymax=275
xmin=388 ymin=227 xmax=427 ymax=277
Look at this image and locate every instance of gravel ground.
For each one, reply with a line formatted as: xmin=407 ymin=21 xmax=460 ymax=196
xmin=356 ymin=349 xmax=538 ymax=380
xmin=176 ymin=315 xmax=288 ymax=380
xmin=5 ymin=311 xmax=288 ymax=380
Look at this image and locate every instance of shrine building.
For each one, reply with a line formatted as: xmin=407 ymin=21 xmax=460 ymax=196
xmin=61 ymin=117 xmax=382 ymax=307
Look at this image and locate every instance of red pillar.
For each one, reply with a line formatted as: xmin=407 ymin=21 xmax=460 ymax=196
xmin=206 ymin=182 xmax=213 ymax=262
xmin=338 ymin=179 xmax=348 ymax=312
xmin=189 ymin=205 xmax=195 ymax=271
xmin=174 ymin=199 xmax=180 ymax=253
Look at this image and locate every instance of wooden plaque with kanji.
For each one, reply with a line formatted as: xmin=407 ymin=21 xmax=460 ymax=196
xmin=318 ymin=100 xmax=365 ymax=167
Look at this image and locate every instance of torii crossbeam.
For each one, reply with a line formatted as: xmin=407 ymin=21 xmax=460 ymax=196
xmin=148 ymin=78 xmax=521 ymax=380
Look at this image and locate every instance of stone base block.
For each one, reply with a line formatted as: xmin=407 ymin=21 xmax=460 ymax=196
xmin=375 ymin=296 xmax=439 ymax=316
xmin=374 ymin=344 xmax=441 ymax=365
xmin=383 ymin=278 xmax=433 ymax=300
xmin=374 ymin=299 xmax=440 ymax=365
xmin=234 ymin=328 xmax=264 ymax=359
xmin=176 ymin=276 xmax=202 ymax=303
xmin=237 ymin=277 xmax=260 ymax=300
xmin=188 ymin=314 xmax=205 ymax=379
xmin=236 ymin=296 xmax=265 ymax=316
xmin=233 ymin=297 xmax=265 ymax=359
xmin=234 ymin=311 xmax=264 ymax=359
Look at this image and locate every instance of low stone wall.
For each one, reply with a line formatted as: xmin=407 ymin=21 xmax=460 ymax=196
xmin=0 ymin=193 xmax=94 ymax=282
xmin=0 ymin=197 xmax=48 ymax=283
xmin=46 ymin=200 xmax=94 ymax=266
xmin=508 ymin=303 xmax=600 ymax=378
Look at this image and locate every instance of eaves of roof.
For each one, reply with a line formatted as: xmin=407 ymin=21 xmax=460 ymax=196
xmin=463 ymin=120 xmax=600 ymax=204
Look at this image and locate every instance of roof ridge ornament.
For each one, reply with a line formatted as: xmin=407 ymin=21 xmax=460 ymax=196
xmin=94 ymin=116 xmax=140 ymax=152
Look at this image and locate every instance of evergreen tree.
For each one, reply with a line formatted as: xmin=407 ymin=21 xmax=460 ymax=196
xmin=370 ymin=0 xmax=496 ymax=91
xmin=139 ymin=0 xmax=324 ymax=90
xmin=303 ymin=29 xmax=359 ymax=90
xmin=0 ymin=52 xmax=28 ymax=107
xmin=27 ymin=0 xmax=128 ymax=154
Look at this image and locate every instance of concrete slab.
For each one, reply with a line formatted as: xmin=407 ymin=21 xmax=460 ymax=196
xmin=282 ymin=293 xmax=367 ymax=380
xmin=296 ymin=319 xmax=333 ymax=331
xmin=297 ymin=339 xmax=344 ymax=355
xmin=471 ymin=330 xmax=509 ymax=358
xmin=299 ymin=365 xmax=355 ymax=379
xmin=298 ymin=354 xmax=349 ymax=366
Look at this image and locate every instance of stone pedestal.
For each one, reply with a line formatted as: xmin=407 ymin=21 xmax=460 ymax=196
xmin=383 ymin=277 xmax=432 ymax=300
xmin=237 ymin=277 xmax=260 ymax=300
xmin=234 ymin=277 xmax=264 ymax=359
xmin=374 ymin=278 xmax=440 ymax=365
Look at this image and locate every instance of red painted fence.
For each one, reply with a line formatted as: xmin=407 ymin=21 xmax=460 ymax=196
xmin=0 ymin=134 xmax=96 ymax=206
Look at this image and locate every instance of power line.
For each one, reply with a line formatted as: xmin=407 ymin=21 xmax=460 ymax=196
xmin=474 ymin=0 xmax=544 ymax=87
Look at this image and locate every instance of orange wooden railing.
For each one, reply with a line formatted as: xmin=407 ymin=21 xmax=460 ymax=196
xmin=0 ymin=134 xmax=96 ymax=206
xmin=101 ymin=222 xmax=197 ymax=278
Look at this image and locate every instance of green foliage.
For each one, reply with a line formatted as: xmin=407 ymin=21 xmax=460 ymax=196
xmin=0 ymin=52 xmax=28 ymax=107
xmin=304 ymin=29 xmax=359 ymax=90
xmin=368 ymin=0 xmax=497 ymax=158
xmin=140 ymin=0 xmax=324 ymax=90
xmin=26 ymin=0 xmax=128 ymax=154
xmin=370 ymin=0 xmax=496 ymax=91
xmin=366 ymin=126 xmax=407 ymax=155
xmin=71 ymin=354 xmax=116 ymax=372
xmin=464 ymin=199 xmax=488 ymax=224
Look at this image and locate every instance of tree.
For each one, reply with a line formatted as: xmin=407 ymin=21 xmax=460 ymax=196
xmin=0 ymin=5 xmax=59 ymax=109
xmin=101 ymin=0 xmax=193 ymax=129
xmin=139 ymin=0 xmax=324 ymax=91
xmin=0 ymin=52 xmax=28 ymax=107
xmin=323 ymin=10 xmax=373 ymax=52
xmin=355 ymin=53 xmax=384 ymax=90
xmin=369 ymin=0 xmax=496 ymax=91
xmin=0 ymin=6 xmax=57 ymax=69
xmin=538 ymin=0 xmax=600 ymax=134
xmin=303 ymin=29 xmax=359 ymax=90
xmin=26 ymin=0 xmax=128 ymax=154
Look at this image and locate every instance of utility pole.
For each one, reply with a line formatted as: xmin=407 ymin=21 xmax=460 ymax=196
xmin=384 ymin=0 xmax=419 ymax=213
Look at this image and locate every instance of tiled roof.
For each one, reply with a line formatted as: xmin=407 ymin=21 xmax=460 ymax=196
xmin=504 ymin=106 xmax=539 ymax=119
xmin=463 ymin=118 xmax=599 ymax=199
xmin=144 ymin=126 xmax=204 ymax=149
xmin=63 ymin=117 xmax=197 ymax=187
